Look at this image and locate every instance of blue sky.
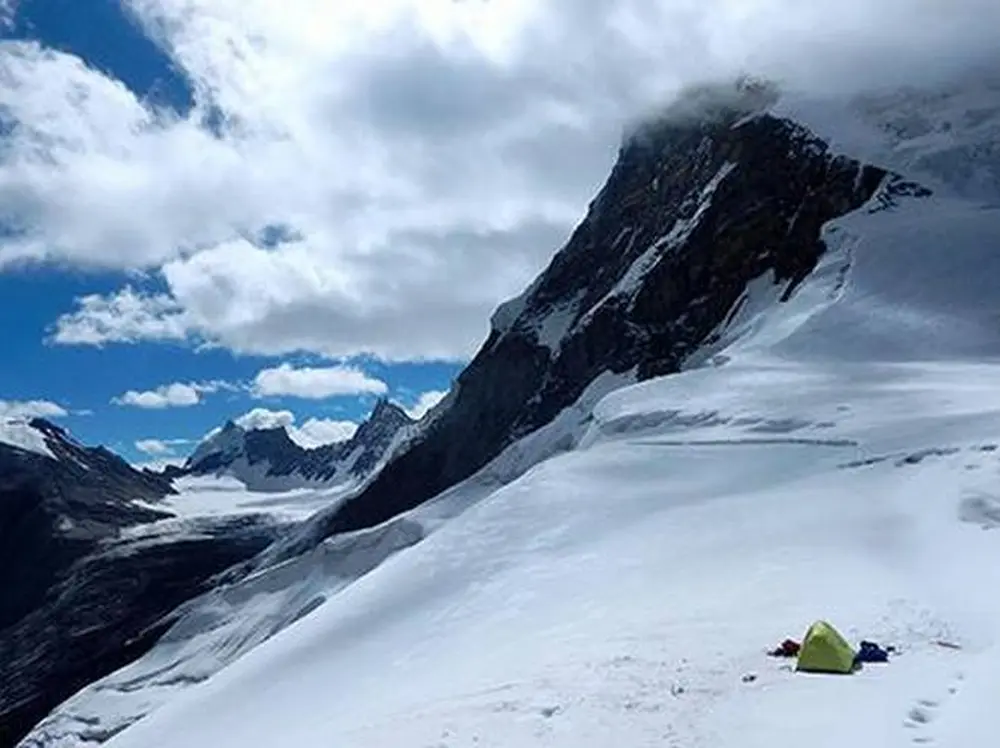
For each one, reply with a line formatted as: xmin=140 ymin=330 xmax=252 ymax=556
xmin=0 ymin=1 xmax=992 ymax=466
xmin=0 ymin=0 xmax=468 ymax=464
xmin=0 ymin=255 xmax=462 ymax=461
xmin=0 ymin=262 xmax=460 ymax=459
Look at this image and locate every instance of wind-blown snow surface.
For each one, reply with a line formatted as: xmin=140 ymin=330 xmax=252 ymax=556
xmin=0 ymin=419 xmax=54 ymax=458
xmin=773 ymin=66 xmax=1000 ymax=203
xmin=49 ymin=191 xmax=992 ymax=748
xmin=27 ymin=81 xmax=1000 ymax=747
xmin=157 ymin=475 xmax=349 ymax=520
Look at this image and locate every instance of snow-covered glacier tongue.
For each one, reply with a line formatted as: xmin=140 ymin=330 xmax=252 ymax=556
xmin=20 ymin=70 xmax=1000 ymax=748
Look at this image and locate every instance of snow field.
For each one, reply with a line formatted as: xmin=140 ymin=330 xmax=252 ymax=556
xmin=26 ymin=70 xmax=1000 ymax=748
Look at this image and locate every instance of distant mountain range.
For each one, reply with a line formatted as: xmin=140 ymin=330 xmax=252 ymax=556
xmin=0 ymin=401 xmax=415 ymax=747
xmin=9 ymin=70 xmax=1000 ymax=748
xmin=162 ymin=398 xmax=416 ymax=491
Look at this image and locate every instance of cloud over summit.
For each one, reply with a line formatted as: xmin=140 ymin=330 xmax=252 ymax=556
xmin=2 ymin=0 xmax=997 ymax=362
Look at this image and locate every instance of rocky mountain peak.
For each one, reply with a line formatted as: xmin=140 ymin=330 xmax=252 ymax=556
xmin=180 ymin=400 xmax=416 ymax=491
xmin=357 ymin=398 xmax=411 ymax=440
xmin=25 ymin=417 xmax=69 ymax=440
xmin=0 ymin=420 xmax=177 ymax=637
xmin=319 ymin=99 xmax=888 ymax=537
xmin=0 ymin=427 xmax=276 ymax=748
xmin=630 ymin=76 xmax=780 ymax=138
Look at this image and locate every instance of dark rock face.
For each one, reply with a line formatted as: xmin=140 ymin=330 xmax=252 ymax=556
xmin=1 ymin=83 xmax=896 ymax=747
xmin=340 ymin=399 xmax=415 ymax=478
xmin=182 ymin=398 xmax=414 ymax=486
xmin=321 ymin=94 xmax=887 ymax=536
xmin=0 ymin=421 xmax=173 ymax=631
xmin=0 ymin=402 xmax=414 ymax=746
xmin=0 ymin=423 xmax=280 ymax=748
xmin=0 ymin=521 xmax=275 ymax=748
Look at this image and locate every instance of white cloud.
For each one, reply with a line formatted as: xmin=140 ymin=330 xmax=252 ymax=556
xmin=49 ymin=287 xmax=187 ymax=346
xmin=0 ymin=1 xmax=18 ymax=29
xmin=135 ymin=438 xmax=190 ymax=455
xmin=252 ymin=363 xmax=387 ymax=399
xmin=291 ymin=418 xmax=359 ymax=448
xmin=234 ymin=407 xmax=295 ymax=431
xmin=113 ymin=380 xmax=229 ymax=409
xmin=136 ymin=438 xmax=172 ymax=455
xmin=404 ymin=389 xmax=448 ymax=420
xmin=116 ymin=384 xmax=199 ymax=409
xmin=0 ymin=399 xmax=68 ymax=420
xmin=233 ymin=407 xmax=357 ymax=448
xmin=6 ymin=1 xmax=1000 ymax=359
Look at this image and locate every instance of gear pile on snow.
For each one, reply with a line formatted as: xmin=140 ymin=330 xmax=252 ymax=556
xmin=769 ymin=621 xmax=894 ymax=674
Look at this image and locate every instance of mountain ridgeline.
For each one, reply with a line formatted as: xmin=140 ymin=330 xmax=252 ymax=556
xmin=0 ymin=421 xmax=280 ymax=748
xmin=0 ymin=79 xmax=901 ymax=748
xmin=0 ymin=398 xmax=419 ymax=747
xmin=174 ymin=399 xmax=415 ymax=490
xmin=0 ymin=420 xmax=173 ymax=631
xmin=317 ymin=84 xmax=888 ymax=537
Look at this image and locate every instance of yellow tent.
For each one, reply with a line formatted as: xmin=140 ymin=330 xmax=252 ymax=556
xmin=796 ymin=620 xmax=856 ymax=674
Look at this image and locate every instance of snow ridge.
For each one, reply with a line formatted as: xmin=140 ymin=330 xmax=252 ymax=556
xmin=19 ymin=70 xmax=1000 ymax=748
xmin=0 ymin=418 xmax=55 ymax=459
xmin=180 ymin=400 xmax=415 ymax=492
xmin=774 ymin=66 xmax=1000 ymax=202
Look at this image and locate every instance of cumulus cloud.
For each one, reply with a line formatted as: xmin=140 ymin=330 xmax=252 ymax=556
xmin=233 ymin=407 xmax=295 ymax=431
xmin=0 ymin=399 xmax=68 ymax=420
xmin=292 ymin=418 xmax=359 ymax=448
xmin=404 ymin=389 xmax=448 ymax=420
xmin=115 ymin=384 xmax=199 ymax=409
xmin=233 ymin=407 xmax=357 ymax=448
xmin=136 ymin=438 xmax=171 ymax=455
xmin=6 ymin=1 xmax=1000 ymax=359
xmin=252 ymin=363 xmax=388 ymax=399
xmin=50 ymin=287 xmax=187 ymax=346
xmin=113 ymin=380 xmax=229 ymax=409
xmin=135 ymin=437 xmax=190 ymax=455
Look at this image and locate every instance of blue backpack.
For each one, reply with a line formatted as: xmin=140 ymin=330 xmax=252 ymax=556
xmin=854 ymin=640 xmax=889 ymax=664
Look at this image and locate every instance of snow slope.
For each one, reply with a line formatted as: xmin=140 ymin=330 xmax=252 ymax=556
xmin=774 ymin=66 xmax=1000 ymax=203
xmin=157 ymin=475 xmax=352 ymax=520
xmin=72 ymin=188 xmax=999 ymax=748
xmin=0 ymin=419 xmax=55 ymax=459
xmin=20 ymin=374 xmax=631 ymax=748
xmin=25 ymin=75 xmax=1000 ymax=748
xmin=101 ymin=365 xmax=1000 ymax=748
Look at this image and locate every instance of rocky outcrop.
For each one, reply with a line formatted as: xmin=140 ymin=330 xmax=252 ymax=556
xmin=0 ymin=420 xmax=173 ymax=631
xmin=320 ymin=82 xmax=887 ymax=536
xmin=2 ymin=79 xmax=897 ymax=748
xmin=0 ymin=423 xmax=280 ymax=748
xmin=0 ymin=400 xmax=416 ymax=747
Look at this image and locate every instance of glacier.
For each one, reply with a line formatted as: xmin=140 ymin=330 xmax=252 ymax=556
xmin=18 ymin=71 xmax=1000 ymax=748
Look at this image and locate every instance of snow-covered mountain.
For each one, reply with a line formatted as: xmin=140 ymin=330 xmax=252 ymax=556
xmin=0 ymin=404 xmax=413 ymax=747
xmin=313 ymin=77 xmax=887 ymax=537
xmin=15 ymin=68 xmax=1000 ymax=748
xmin=0 ymin=417 xmax=174 ymax=627
xmin=175 ymin=399 xmax=415 ymax=492
xmin=0 ymin=421 xmax=287 ymax=748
